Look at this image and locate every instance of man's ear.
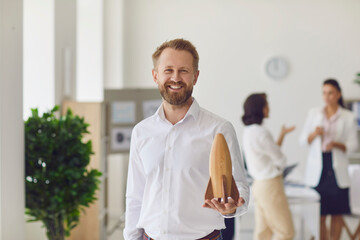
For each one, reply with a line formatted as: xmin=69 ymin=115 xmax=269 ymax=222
xmin=193 ymin=70 xmax=200 ymax=85
xmin=152 ymin=69 xmax=158 ymax=84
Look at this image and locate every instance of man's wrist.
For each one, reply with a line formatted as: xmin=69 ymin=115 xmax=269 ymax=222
xmin=224 ymin=209 xmax=236 ymax=215
xmin=223 ymin=209 xmax=236 ymax=217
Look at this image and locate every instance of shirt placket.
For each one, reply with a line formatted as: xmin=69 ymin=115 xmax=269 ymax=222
xmin=161 ymin=126 xmax=174 ymax=239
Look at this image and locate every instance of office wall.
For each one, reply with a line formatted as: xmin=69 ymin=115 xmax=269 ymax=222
xmin=104 ymin=0 xmax=125 ymax=89
xmin=23 ymin=0 xmax=54 ymax=119
xmin=76 ymin=0 xmax=103 ymax=102
xmin=122 ymin=0 xmax=360 ymax=181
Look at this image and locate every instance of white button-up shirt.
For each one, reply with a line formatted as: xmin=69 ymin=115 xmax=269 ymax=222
xmin=242 ymin=124 xmax=286 ymax=180
xmin=322 ymin=107 xmax=341 ymax=152
xmin=124 ymin=99 xmax=249 ymax=240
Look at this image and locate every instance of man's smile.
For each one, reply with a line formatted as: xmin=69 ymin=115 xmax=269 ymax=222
xmin=167 ymin=84 xmax=184 ymax=91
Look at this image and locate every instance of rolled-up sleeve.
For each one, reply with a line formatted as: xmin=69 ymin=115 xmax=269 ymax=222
xmin=220 ymin=122 xmax=249 ymax=218
xmin=258 ymin=130 xmax=287 ymax=170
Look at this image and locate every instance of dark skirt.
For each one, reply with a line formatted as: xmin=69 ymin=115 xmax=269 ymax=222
xmin=314 ymin=152 xmax=351 ymax=215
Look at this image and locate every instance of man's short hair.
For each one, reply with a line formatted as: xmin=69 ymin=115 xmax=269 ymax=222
xmin=152 ymin=38 xmax=199 ymax=72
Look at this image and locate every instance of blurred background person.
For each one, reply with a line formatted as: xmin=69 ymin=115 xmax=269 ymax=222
xmin=299 ymin=79 xmax=359 ymax=240
xmin=241 ymin=93 xmax=295 ymax=240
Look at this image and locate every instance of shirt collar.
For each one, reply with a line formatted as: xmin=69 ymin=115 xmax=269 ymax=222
xmin=185 ymin=98 xmax=200 ymax=120
xmin=155 ymin=103 xmax=166 ymax=121
xmin=323 ymin=106 xmax=342 ymax=122
xmin=155 ymin=97 xmax=200 ymax=122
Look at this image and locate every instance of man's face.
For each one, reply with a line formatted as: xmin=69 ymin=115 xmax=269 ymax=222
xmin=152 ymin=48 xmax=199 ymax=106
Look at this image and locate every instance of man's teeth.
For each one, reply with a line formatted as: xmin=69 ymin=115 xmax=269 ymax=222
xmin=170 ymin=86 xmax=181 ymax=89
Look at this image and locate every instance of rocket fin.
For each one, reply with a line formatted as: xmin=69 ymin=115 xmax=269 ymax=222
xmin=230 ymin=176 xmax=240 ymax=205
xmin=204 ymin=178 xmax=214 ymax=200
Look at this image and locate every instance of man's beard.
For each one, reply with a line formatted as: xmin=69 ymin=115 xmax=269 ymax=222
xmin=158 ymin=81 xmax=193 ymax=106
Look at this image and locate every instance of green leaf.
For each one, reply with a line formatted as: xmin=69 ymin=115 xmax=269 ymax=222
xmin=24 ymin=106 xmax=101 ymax=238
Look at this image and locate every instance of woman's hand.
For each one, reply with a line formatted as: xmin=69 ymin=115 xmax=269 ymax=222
xmin=307 ymin=126 xmax=323 ymax=144
xmin=281 ymin=125 xmax=296 ymax=135
xmin=277 ymin=125 xmax=296 ymax=146
xmin=325 ymin=141 xmax=346 ymax=152
xmin=313 ymin=126 xmax=324 ymax=136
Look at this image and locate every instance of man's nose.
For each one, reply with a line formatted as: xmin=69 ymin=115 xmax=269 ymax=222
xmin=170 ymin=71 xmax=181 ymax=82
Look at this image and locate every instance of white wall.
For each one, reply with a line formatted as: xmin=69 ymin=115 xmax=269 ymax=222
xmin=23 ymin=0 xmax=54 ymax=119
xmin=76 ymin=0 xmax=103 ymax=101
xmin=122 ymin=0 xmax=360 ymax=181
xmin=0 ymin=0 xmax=25 ymax=238
xmin=104 ymin=0 xmax=125 ymax=89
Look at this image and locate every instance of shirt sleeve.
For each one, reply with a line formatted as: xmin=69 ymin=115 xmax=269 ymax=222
xmin=345 ymin=112 xmax=359 ymax=153
xmin=258 ymin=130 xmax=286 ymax=170
xmin=123 ymin=129 xmax=146 ymax=240
xmin=219 ymin=121 xmax=249 ymax=218
xmin=299 ymin=109 xmax=315 ymax=147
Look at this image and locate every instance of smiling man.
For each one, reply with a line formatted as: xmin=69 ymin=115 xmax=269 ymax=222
xmin=124 ymin=39 xmax=249 ymax=240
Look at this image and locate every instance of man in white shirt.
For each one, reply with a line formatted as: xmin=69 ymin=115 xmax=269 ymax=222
xmin=124 ymin=38 xmax=249 ymax=240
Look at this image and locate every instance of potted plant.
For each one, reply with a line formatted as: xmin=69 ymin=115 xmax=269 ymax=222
xmin=25 ymin=106 xmax=102 ymax=240
xmin=354 ymin=72 xmax=360 ymax=86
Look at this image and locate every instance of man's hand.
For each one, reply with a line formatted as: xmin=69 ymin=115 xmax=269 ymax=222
xmin=202 ymin=197 xmax=245 ymax=215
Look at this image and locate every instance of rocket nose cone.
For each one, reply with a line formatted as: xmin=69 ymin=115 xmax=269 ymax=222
xmin=214 ymin=133 xmax=226 ymax=142
xmin=210 ymin=133 xmax=231 ymax=160
xmin=212 ymin=133 xmax=227 ymax=148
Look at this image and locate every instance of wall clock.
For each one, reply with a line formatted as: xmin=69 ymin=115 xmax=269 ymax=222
xmin=265 ymin=57 xmax=289 ymax=80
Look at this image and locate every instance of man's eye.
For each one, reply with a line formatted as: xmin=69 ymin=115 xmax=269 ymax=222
xmin=180 ymin=70 xmax=188 ymax=73
xmin=165 ymin=69 xmax=172 ymax=72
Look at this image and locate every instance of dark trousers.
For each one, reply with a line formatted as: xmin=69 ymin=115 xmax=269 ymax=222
xmin=221 ymin=218 xmax=234 ymax=240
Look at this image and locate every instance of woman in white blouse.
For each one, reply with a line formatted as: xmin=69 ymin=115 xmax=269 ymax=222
xmin=242 ymin=93 xmax=295 ymax=240
xmin=299 ymin=79 xmax=358 ymax=240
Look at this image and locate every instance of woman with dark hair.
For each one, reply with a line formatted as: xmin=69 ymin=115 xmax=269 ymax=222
xmin=242 ymin=93 xmax=295 ymax=240
xmin=300 ymin=79 xmax=358 ymax=240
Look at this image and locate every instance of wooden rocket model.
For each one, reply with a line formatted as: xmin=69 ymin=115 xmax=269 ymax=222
xmin=205 ymin=133 xmax=239 ymax=204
